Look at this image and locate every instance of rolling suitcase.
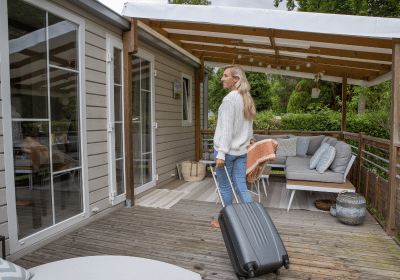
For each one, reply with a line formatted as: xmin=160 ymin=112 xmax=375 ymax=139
xmin=216 ymin=166 xmax=289 ymax=279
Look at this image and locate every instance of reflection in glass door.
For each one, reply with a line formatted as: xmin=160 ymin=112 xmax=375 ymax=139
xmin=132 ymin=54 xmax=154 ymax=189
xmin=107 ymin=35 xmax=125 ymax=205
xmin=8 ymin=0 xmax=82 ymax=240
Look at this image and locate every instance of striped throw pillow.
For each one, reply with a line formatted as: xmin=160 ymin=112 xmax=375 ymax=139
xmin=0 ymin=259 xmax=34 ymax=280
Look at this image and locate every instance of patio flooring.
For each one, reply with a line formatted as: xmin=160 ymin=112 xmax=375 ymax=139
xmin=14 ymin=176 xmax=400 ymax=279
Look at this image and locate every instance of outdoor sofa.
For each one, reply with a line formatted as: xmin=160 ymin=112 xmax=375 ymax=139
xmin=253 ymin=134 xmax=357 ymax=211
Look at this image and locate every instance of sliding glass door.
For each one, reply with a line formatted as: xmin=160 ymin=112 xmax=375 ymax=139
xmin=131 ymin=51 xmax=156 ymax=193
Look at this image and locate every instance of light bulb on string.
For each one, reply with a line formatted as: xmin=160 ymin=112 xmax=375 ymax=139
xmin=238 ymin=54 xmax=242 ymax=59
xmin=306 ymin=63 xmax=311 ymax=68
xmin=259 ymin=62 xmax=263 ymax=66
xmin=267 ymin=65 xmax=271 ymax=69
xmin=296 ymin=65 xmax=300 ymax=70
xmin=286 ymin=66 xmax=290 ymax=71
xmin=250 ymin=58 xmax=254 ymax=62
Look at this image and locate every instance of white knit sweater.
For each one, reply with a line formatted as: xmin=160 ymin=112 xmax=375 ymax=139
xmin=214 ymin=90 xmax=253 ymax=160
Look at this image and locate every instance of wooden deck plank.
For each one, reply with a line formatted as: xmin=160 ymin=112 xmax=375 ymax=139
xmin=13 ymin=195 xmax=400 ymax=280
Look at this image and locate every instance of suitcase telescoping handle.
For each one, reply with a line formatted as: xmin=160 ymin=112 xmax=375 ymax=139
xmin=211 ymin=165 xmax=239 ymax=208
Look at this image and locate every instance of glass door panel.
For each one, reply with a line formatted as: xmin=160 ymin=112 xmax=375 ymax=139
xmin=132 ymin=55 xmax=154 ymax=188
xmin=8 ymin=0 xmax=83 ymax=240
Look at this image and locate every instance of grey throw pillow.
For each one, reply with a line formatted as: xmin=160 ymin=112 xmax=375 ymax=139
xmin=310 ymin=143 xmax=330 ymax=169
xmin=253 ymin=134 xmax=289 ymax=142
xmin=307 ymin=135 xmax=326 ymax=155
xmin=321 ymin=137 xmax=338 ymax=147
xmin=330 ymin=141 xmax=352 ymax=173
xmin=289 ymin=136 xmax=311 ymax=157
xmin=276 ymin=138 xmax=297 ymax=157
xmin=316 ymin=146 xmax=336 ymax=174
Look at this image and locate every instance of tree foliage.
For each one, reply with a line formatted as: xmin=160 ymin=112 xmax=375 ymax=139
xmin=208 ymin=68 xmax=272 ymax=115
xmin=268 ymin=74 xmax=301 ymax=114
xmin=274 ymin=0 xmax=400 ymax=17
xmin=168 ymin=0 xmax=211 ymax=5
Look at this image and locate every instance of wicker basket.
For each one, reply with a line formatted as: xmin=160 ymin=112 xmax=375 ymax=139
xmin=182 ymin=161 xmax=206 ymax=182
xmin=315 ymin=199 xmax=336 ymax=211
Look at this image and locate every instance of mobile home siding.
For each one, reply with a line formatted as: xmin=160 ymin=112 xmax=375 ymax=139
xmin=138 ymin=40 xmax=202 ymax=188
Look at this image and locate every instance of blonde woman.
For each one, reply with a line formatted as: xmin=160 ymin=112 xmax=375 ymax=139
xmin=212 ymin=65 xmax=256 ymax=228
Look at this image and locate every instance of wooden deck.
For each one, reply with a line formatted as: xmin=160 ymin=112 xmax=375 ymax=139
xmin=14 ymin=197 xmax=400 ymax=279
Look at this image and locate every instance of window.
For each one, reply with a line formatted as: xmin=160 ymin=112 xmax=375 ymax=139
xmin=182 ymin=73 xmax=192 ymax=126
xmin=7 ymin=0 xmax=83 ymax=240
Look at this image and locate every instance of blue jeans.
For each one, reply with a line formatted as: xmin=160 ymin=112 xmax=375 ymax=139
xmin=214 ymin=151 xmax=253 ymax=206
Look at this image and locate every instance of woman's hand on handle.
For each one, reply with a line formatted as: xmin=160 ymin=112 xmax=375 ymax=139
xmin=216 ymin=158 xmax=225 ymax=168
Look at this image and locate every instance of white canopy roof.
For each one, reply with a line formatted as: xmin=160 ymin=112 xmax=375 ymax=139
xmin=122 ymin=3 xmax=399 ymax=86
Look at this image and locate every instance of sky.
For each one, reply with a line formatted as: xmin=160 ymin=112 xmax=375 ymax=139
xmin=98 ymin=0 xmax=292 ymax=15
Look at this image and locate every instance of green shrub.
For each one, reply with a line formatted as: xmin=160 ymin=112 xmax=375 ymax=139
xmin=282 ymin=108 xmax=340 ymax=131
xmin=253 ymin=110 xmax=275 ymax=130
xmin=287 ymin=90 xmax=311 ymax=113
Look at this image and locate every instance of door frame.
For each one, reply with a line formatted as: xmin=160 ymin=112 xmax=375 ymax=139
xmin=132 ymin=48 xmax=156 ymax=195
xmin=106 ymin=33 xmax=126 ymax=205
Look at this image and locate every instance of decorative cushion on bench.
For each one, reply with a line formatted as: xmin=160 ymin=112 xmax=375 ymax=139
xmin=310 ymin=143 xmax=330 ymax=169
xmin=286 ymin=164 xmax=345 ymax=183
xmin=306 ymin=135 xmax=326 ymax=155
xmin=276 ymin=138 xmax=297 ymax=157
xmin=289 ymin=135 xmax=310 ymax=157
xmin=330 ymin=141 xmax=352 ymax=173
xmin=316 ymin=146 xmax=336 ymax=174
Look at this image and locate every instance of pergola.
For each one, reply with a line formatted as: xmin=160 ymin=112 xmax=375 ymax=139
xmin=122 ymin=3 xmax=400 ymax=237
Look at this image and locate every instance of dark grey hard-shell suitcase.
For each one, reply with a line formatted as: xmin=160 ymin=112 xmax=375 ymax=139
xmin=215 ymin=167 xmax=289 ymax=279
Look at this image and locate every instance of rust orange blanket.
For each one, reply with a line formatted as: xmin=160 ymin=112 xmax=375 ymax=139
xmin=246 ymin=139 xmax=279 ymax=182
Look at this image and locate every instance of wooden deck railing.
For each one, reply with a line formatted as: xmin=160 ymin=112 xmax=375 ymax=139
xmin=197 ymin=129 xmax=400 ymax=241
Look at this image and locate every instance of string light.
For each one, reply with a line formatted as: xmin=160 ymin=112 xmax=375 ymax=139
xmin=306 ymin=63 xmax=311 ymax=68
xmin=258 ymin=62 xmax=263 ymax=66
xmin=267 ymin=65 xmax=271 ymax=69
xmin=296 ymin=65 xmax=300 ymax=70
xmin=286 ymin=66 xmax=290 ymax=71
xmin=250 ymin=58 xmax=254 ymax=62
xmin=238 ymin=54 xmax=242 ymax=59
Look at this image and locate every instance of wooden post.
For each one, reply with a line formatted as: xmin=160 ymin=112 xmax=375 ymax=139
xmin=195 ymin=69 xmax=201 ymax=161
xmin=386 ymin=39 xmax=400 ymax=236
xmin=357 ymin=132 xmax=365 ymax=193
xmin=123 ymin=19 xmax=138 ymax=205
xmin=341 ymin=77 xmax=347 ymax=141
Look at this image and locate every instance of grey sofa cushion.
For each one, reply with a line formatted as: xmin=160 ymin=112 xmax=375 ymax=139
xmin=286 ymin=164 xmax=344 ymax=183
xmin=286 ymin=156 xmax=311 ymax=166
xmin=253 ymin=134 xmax=289 ymax=142
xmin=273 ymin=156 xmax=287 ymax=165
xmin=321 ymin=137 xmax=338 ymax=147
xmin=330 ymin=141 xmax=352 ymax=173
xmin=307 ymin=135 xmax=326 ymax=155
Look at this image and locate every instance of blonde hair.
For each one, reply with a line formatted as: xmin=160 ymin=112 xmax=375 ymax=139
xmin=224 ymin=65 xmax=256 ymax=120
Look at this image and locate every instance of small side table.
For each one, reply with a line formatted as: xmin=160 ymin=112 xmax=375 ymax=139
xmin=260 ymin=165 xmax=272 ymax=198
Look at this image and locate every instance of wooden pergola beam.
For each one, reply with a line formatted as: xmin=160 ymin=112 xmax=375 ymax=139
xmin=202 ymin=55 xmax=381 ymax=81
xmin=148 ymin=20 xmax=392 ymax=49
xmin=269 ymin=29 xmax=279 ymax=65
xmin=188 ymin=44 xmax=390 ymax=72
xmin=172 ymin=34 xmax=392 ymax=63
xmin=386 ymin=39 xmax=400 ymax=236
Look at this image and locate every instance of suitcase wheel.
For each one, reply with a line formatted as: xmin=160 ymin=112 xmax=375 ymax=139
xmin=274 ymin=270 xmax=280 ymax=276
xmin=284 ymin=259 xmax=290 ymax=269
